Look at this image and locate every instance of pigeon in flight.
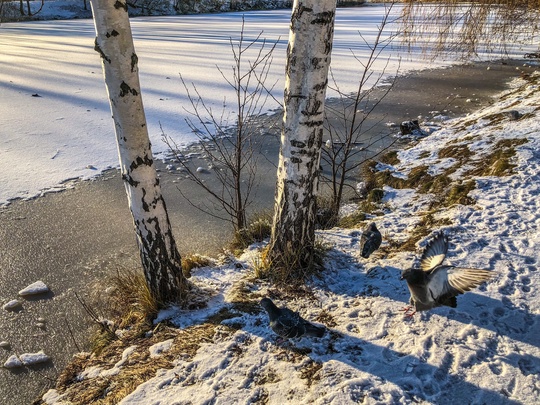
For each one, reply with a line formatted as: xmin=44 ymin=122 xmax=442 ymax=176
xmin=400 ymin=232 xmax=493 ymax=317
xmin=360 ymin=222 xmax=382 ymax=258
xmin=260 ymin=298 xmax=325 ymax=339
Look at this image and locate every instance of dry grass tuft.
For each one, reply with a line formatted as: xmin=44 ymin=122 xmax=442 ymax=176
xmin=378 ymin=149 xmax=400 ymax=165
xmin=338 ymin=210 xmax=367 ymax=228
xmin=182 ymin=254 xmax=214 ymax=278
xmin=397 ymin=214 xmax=453 ymax=253
xmin=299 ymin=359 xmax=323 ymax=387
xmin=314 ymin=309 xmax=338 ymax=328
xmin=467 ymin=138 xmax=528 ymax=177
xmin=230 ymin=211 xmax=273 ymax=253
xmin=51 ymin=322 xmax=225 ymax=404
xmin=258 ymin=239 xmax=330 ymax=289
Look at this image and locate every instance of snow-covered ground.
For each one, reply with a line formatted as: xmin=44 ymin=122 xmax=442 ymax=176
xmin=40 ymin=71 xmax=540 ymax=404
xmin=0 ymin=4 xmax=536 ymax=207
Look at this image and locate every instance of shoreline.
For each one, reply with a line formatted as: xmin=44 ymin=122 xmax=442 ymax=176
xmin=0 ymin=59 xmax=537 ymax=405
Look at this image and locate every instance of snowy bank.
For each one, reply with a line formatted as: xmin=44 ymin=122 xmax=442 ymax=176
xmin=40 ymin=71 xmax=540 ymax=405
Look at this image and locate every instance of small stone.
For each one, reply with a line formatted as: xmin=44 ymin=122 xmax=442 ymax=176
xmin=19 ymin=281 xmax=50 ymax=296
xmin=0 ymin=341 xmax=10 ymax=349
xmin=86 ymin=164 xmax=97 ymax=170
xmin=505 ymin=110 xmax=522 ymax=120
xmin=3 ymin=355 xmax=23 ymax=369
xmin=3 ymin=299 xmax=22 ymax=311
xmin=20 ymin=351 xmax=50 ymax=365
xmin=37 ymin=317 xmax=46 ymax=323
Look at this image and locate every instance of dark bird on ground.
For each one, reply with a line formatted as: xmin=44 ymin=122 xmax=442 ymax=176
xmin=400 ymin=232 xmax=493 ymax=317
xmin=360 ymin=222 xmax=382 ymax=258
xmin=260 ymin=298 xmax=325 ymax=339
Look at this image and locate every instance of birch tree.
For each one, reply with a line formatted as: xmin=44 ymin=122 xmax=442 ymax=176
xmin=90 ymin=0 xmax=188 ymax=305
xmin=266 ymin=0 xmax=337 ymax=280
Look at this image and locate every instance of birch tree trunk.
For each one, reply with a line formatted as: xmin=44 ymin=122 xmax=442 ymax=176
xmin=90 ymin=0 xmax=188 ymax=304
xmin=267 ymin=0 xmax=337 ymax=277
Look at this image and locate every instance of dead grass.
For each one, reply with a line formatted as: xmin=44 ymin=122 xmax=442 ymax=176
xmin=378 ymin=149 xmax=400 ymax=165
xmin=314 ymin=309 xmax=338 ymax=328
xmin=299 ymin=359 xmax=323 ymax=387
xmin=182 ymin=254 xmax=214 ymax=278
xmin=230 ymin=211 xmax=273 ymax=253
xmin=258 ymin=239 xmax=330 ymax=289
xmin=467 ymin=138 xmax=528 ymax=177
xmin=442 ymin=180 xmax=476 ymax=206
xmin=438 ymin=143 xmax=473 ymax=160
xmin=52 ymin=323 xmax=220 ymax=405
xmin=338 ymin=210 xmax=366 ymax=228
xmin=395 ymin=214 xmax=453 ymax=253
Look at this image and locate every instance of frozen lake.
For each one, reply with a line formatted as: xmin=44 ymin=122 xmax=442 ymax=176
xmin=0 ymin=5 xmax=534 ymax=206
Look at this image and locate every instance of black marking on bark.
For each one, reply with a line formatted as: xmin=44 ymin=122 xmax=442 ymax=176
xmin=291 ymin=157 xmax=302 ymax=164
xmin=301 ymin=98 xmax=322 ymax=118
xmin=129 ymin=155 xmax=154 ymax=172
xmin=313 ymin=79 xmax=328 ymax=91
xmin=120 ymin=81 xmax=139 ymax=97
xmin=131 ymin=53 xmax=138 ymax=73
xmin=141 ymin=188 xmax=150 ymax=212
xmin=106 ymin=30 xmax=119 ymax=38
xmin=311 ymin=11 xmax=335 ymax=25
xmin=291 ymin=4 xmax=313 ymax=22
xmin=290 ymin=139 xmax=306 ymax=148
xmin=94 ymin=38 xmax=111 ymax=63
xmin=114 ymin=0 xmax=128 ymax=11
xmin=302 ymin=119 xmax=323 ymax=128
xmin=122 ymin=173 xmax=139 ymax=187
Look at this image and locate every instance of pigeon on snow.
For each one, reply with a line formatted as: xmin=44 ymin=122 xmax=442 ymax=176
xmin=400 ymin=232 xmax=493 ymax=317
xmin=360 ymin=222 xmax=382 ymax=258
xmin=260 ymin=298 xmax=325 ymax=339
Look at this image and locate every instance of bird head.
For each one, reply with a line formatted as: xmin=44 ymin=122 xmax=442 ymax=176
xmin=260 ymin=297 xmax=277 ymax=311
xmin=400 ymin=268 xmax=411 ymax=281
xmin=400 ymin=267 xmax=425 ymax=283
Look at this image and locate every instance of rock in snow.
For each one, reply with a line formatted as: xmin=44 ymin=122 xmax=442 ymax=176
xmin=18 ymin=280 xmax=50 ymax=296
xmin=2 ymin=299 xmax=22 ymax=311
xmin=3 ymin=355 xmax=23 ymax=369
xmin=19 ymin=351 xmax=50 ymax=365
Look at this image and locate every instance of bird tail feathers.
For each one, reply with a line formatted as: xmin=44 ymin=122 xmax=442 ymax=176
xmin=305 ymin=323 xmax=326 ymax=338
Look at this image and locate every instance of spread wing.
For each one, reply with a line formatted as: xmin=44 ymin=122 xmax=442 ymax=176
xmin=420 ymin=233 xmax=448 ymax=272
xmin=428 ymin=265 xmax=493 ymax=301
xmin=447 ymin=267 xmax=493 ymax=293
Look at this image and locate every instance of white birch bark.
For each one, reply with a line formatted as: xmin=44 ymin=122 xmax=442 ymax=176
xmin=90 ymin=0 xmax=188 ymax=303
xmin=269 ymin=0 xmax=337 ymax=272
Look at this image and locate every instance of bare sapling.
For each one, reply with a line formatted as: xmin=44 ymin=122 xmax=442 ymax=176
xmin=163 ymin=18 xmax=278 ymax=234
xmin=320 ymin=2 xmax=401 ymax=225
